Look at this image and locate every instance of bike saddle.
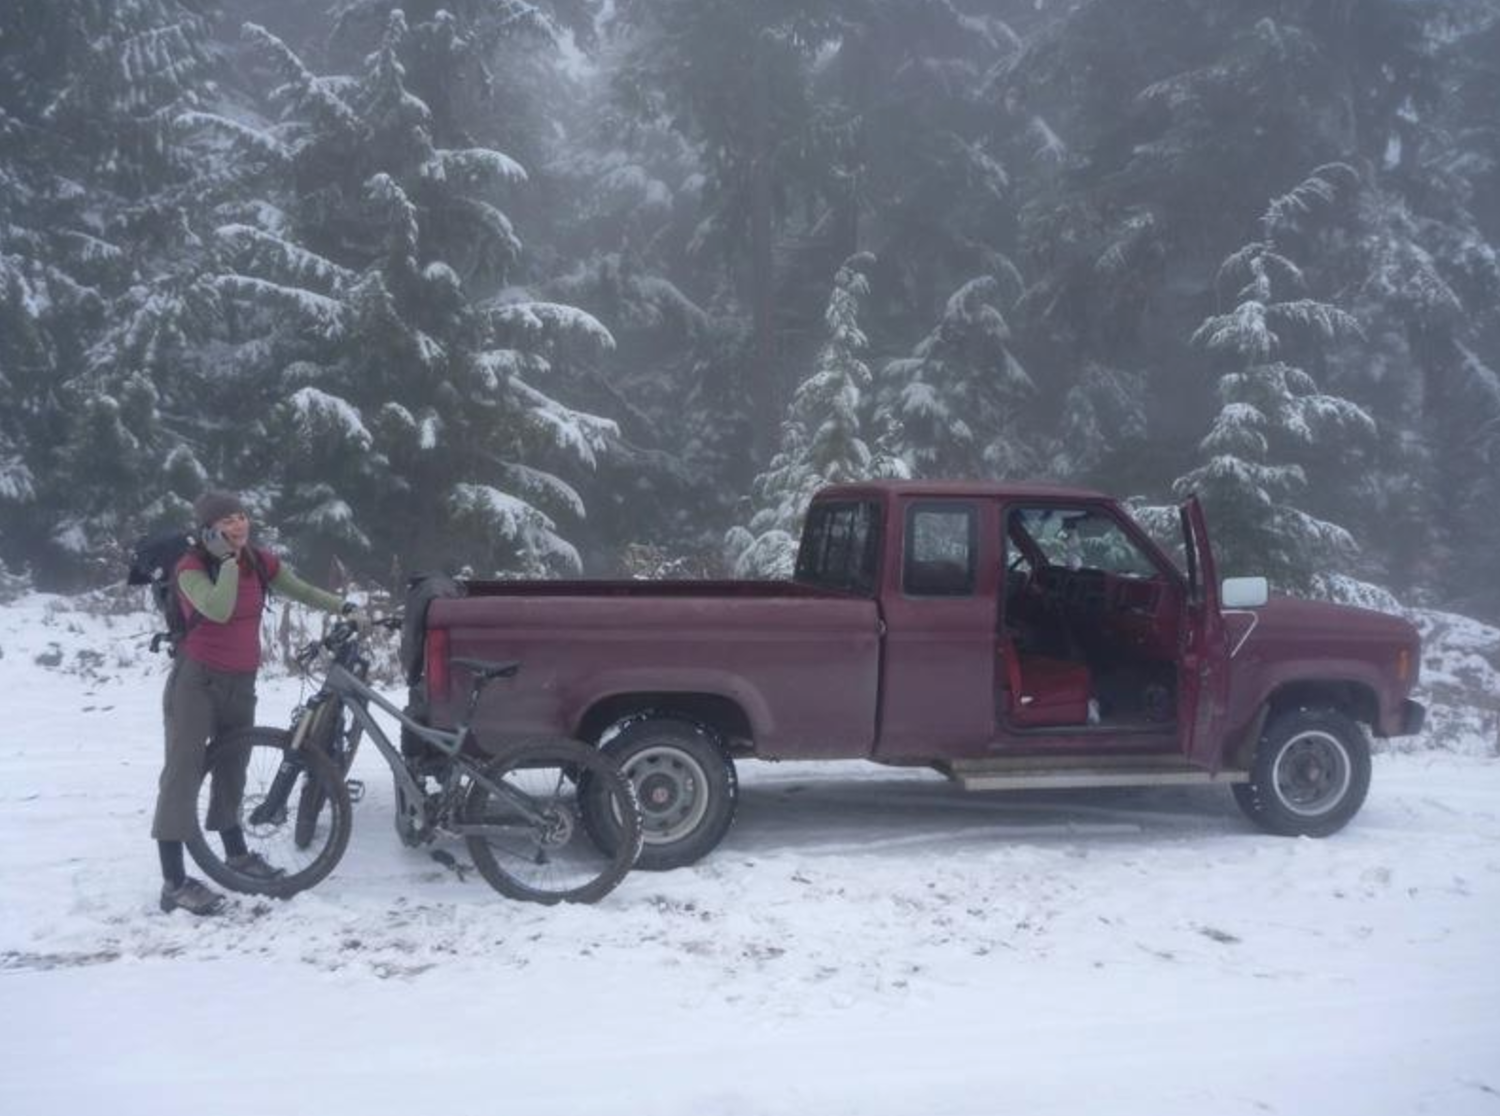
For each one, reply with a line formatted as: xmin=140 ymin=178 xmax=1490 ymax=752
xmin=451 ymin=657 xmax=521 ymax=681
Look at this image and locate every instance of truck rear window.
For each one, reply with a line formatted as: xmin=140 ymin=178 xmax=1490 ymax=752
xmin=795 ymin=501 xmax=881 ymax=595
xmin=904 ymin=503 xmax=977 ymax=597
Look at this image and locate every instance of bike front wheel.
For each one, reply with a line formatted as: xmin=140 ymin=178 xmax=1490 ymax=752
xmin=188 ymin=727 xmax=353 ymax=898
xmin=461 ymin=739 xmax=642 ymax=905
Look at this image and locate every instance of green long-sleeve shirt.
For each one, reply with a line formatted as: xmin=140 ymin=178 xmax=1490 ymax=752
xmin=178 ymin=555 xmax=343 ymax=622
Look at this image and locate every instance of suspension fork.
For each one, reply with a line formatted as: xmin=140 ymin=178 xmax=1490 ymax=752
xmin=247 ymin=697 xmax=330 ymax=825
xmin=306 ymin=692 xmax=366 ymax=778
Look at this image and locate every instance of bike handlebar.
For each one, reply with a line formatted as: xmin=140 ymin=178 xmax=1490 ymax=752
xmin=294 ymin=613 xmax=404 ymax=667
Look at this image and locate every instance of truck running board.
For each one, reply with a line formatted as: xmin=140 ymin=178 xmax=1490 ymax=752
xmin=939 ymin=755 xmax=1250 ymax=792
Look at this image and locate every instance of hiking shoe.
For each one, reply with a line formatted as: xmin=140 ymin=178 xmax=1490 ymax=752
xmin=227 ymin=851 xmax=285 ymax=881
xmin=160 ymin=877 xmax=227 ymax=916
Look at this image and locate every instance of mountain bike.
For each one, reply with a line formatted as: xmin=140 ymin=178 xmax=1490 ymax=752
xmin=186 ymin=617 xmax=643 ymax=904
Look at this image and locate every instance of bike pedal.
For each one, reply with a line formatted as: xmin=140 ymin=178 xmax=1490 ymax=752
xmin=345 ymin=778 xmax=365 ymax=803
xmin=430 ymin=848 xmax=471 ymax=882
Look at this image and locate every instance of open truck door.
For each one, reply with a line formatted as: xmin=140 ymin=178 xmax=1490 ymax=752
xmin=1178 ymin=496 xmax=1230 ymax=771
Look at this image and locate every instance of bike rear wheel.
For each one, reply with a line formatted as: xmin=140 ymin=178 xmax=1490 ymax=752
xmin=461 ymin=739 xmax=642 ymax=905
xmin=188 ymin=727 xmax=353 ymax=898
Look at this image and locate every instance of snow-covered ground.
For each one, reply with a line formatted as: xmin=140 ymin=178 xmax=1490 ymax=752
xmin=2 ymin=593 xmax=1498 ymax=1116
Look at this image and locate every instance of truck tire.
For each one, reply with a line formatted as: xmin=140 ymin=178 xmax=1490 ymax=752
xmin=586 ymin=717 xmax=737 ymax=871
xmin=1232 ymin=707 xmax=1371 ymax=837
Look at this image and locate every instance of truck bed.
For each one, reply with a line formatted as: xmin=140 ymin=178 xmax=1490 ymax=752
xmin=426 ymin=581 xmax=882 ymax=758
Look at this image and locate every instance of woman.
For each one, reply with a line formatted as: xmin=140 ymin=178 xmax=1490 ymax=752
xmin=154 ymin=490 xmax=363 ymax=915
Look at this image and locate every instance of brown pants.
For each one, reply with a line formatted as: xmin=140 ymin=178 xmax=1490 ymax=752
xmin=152 ymin=657 xmax=258 ymax=842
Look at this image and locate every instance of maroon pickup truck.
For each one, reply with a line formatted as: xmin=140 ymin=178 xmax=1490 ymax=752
xmin=414 ymin=481 xmax=1425 ymax=869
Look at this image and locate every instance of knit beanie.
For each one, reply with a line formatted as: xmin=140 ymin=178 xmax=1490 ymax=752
xmin=193 ymin=490 xmax=247 ymax=529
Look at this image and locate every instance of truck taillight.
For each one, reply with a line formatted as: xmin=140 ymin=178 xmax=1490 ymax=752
xmin=426 ymin=628 xmax=450 ymax=700
xmin=1396 ymin=647 xmax=1412 ymax=685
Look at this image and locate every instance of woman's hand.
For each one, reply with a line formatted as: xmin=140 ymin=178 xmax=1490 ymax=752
xmin=201 ymin=526 xmax=236 ymax=561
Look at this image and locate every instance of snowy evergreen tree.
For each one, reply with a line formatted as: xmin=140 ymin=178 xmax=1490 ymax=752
xmin=727 ymin=253 xmax=902 ymax=577
xmin=1174 ymin=165 xmax=1374 ymax=592
xmin=585 ymin=0 xmax=1026 ymax=559
xmin=877 ymin=274 xmax=1034 ymax=480
xmin=991 ymin=1 xmax=1419 ymax=561
xmin=178 ymin=13 xmax=617 ymax=578
xmin=1319 ymin=1 xmax=1500 ymax=617
xmin=325 ymin=0 xmax=576 ymax=255
xmin=542 ymin=247 xmax=741 ymax=566
xmin=0 ymin=0 xmax=218 ymax=581
xmin=821 ymin=0 xmax=1020 ymax=331
xmin=540 ymin=37 xmax=731 ymax=546
xmin=540 ymin=17 xmax=768 ymax=564
xmin=609 ymin=0 xmax=846 ymax=455
xmin=3 ymin=0 xmax=1498 ymax=622
xmin=1050 ymin=363 xmax=1150 ymax=484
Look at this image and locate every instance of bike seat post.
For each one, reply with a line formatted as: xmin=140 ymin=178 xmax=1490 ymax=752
xmin=457 ymin=674 xmax=490 ymax=737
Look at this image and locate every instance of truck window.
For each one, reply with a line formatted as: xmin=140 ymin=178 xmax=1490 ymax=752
xmin=795 ymin=501 xmax=881 ymax=594
xmin=904 ymin=503 xmax=977 ymax=597
xmin=1011 ymin=506 xmax=1159 ymax=578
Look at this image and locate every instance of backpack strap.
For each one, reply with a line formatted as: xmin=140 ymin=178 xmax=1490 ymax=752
xmin=246 ymin=546 xmax=273 ymax=611
xmin=165 ymin=546 xmax=212 ymax=653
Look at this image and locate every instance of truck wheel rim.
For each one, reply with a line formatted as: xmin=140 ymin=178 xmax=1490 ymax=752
xmin=1272 ymin=730 xmax=1352 ymax=817
xmin=625 ymin=746 xmax=710 ymax=844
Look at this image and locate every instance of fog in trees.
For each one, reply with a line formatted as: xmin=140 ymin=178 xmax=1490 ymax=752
xmin=2 ymin=0 xmax=1497 ymax=623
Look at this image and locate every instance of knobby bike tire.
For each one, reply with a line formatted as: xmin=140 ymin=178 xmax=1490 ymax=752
xmin=461 ymin=739 xmax=643 ymax=905
xmin=187 ymin=726 xmax=353 ymax=898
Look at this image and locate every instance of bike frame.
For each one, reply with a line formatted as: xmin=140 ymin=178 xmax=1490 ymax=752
xmin=291 ymin=651 xmax=554 ymax=839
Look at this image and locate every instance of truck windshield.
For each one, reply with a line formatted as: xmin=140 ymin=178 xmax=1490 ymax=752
xmin=795 ymin=501 xmax=881 ymax=595
xmin=1012 ymin=506 xmax=1160 ymax=578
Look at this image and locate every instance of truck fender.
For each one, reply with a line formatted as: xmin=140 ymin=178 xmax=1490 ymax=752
xmin=1238 ymin=658 xmax=1388 ymax=731
xmin=571 ymin=671 xmax=769 ymax=750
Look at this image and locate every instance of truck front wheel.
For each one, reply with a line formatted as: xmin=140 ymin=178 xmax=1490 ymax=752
xmin=1232 ymin=707 xmax=1371 ymax=837
xmin=587 ymin=717 xmax=738 ymax=870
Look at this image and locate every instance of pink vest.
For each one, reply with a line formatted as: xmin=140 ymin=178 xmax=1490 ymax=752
xmin=176 ymin=546 xmax=282 ymax=673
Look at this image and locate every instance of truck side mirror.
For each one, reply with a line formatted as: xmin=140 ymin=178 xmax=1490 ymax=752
xmin=1221 ymin=576 xmax=1268 ymax=608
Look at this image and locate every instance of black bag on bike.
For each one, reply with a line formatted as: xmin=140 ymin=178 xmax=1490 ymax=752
xmin=400 ymin=573 xmax=467 ymax=758
xmin=400 ymin=573 xmax=467 ymax=686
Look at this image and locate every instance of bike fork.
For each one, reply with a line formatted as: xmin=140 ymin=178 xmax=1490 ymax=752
xmin=250 ymin=753 xmax=307 ymax=825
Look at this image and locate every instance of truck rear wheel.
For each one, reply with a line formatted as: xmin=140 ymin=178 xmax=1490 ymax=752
xmin=1232 ymin=707 xmax=1371 ymax=837
xmin=586 ymin=717 xmax=737 ymax=870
